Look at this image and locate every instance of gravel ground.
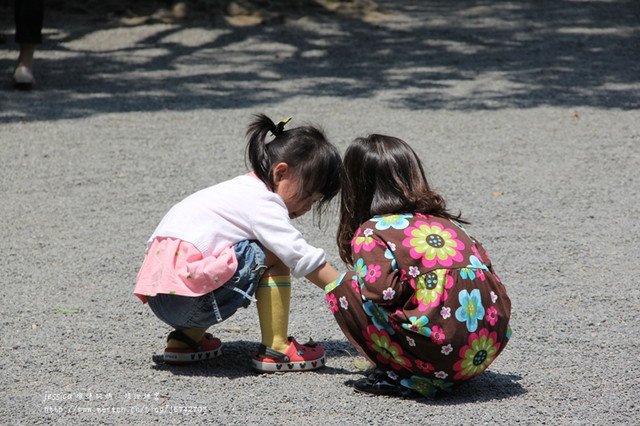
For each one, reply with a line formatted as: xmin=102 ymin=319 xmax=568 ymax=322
xmin=1 ymin=1 xmax=639 ymax=424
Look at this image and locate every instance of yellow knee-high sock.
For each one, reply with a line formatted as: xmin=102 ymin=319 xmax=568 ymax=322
xmin=256 ymin=275 xmax=291 ymax=353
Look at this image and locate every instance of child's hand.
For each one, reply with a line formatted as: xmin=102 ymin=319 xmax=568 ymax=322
xmin=305 ymin=262 xmax=340 ymax=289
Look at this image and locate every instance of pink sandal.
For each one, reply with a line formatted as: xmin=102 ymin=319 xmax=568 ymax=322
xmin=161 ymin=330 xmax=222 ymax=365
xmin=252 ymin=337 xmax=326 ymax=373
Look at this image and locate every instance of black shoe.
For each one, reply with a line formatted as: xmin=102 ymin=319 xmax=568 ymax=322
xmin=348 ymin=370 xmax=417 ymax=397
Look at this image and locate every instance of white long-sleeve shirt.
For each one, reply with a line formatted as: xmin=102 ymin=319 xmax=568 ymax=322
xmin=149 ymin=173 xmax=326 ymax=278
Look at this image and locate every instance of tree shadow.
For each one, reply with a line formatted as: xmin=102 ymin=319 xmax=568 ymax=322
xmin=1 ymin=0 xmax=638 ymax=124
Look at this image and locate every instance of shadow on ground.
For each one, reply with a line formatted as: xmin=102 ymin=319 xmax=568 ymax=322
xmin=150 ymin=338 xmax=525 ymax=404
xmin=150 ymin=339 xmax=359 ymax=378
xmin=1 ymin=0 xmax=638 ymax=123
xmin=435 ymin=371 xmax=526 ymax=403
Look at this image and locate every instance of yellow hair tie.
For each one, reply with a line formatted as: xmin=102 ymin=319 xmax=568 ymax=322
xmin=272 ymin=117 xmax=292 ymax=136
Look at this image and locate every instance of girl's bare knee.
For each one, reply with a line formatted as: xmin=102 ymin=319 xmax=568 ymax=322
xmin=263 ymin=248 xmax=290 ymax=276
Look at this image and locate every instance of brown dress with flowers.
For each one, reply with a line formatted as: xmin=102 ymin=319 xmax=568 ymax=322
xmin=325 ymin=213 xmax=511 ymax=396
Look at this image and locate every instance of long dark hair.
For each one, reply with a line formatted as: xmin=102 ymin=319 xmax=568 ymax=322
xmin=245 ymin=113 xmax=341 ymax=215
xmin=337 ymin=134 xmax=466 ymax=264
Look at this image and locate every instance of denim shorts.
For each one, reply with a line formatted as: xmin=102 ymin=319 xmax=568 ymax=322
xmin=147 ymin=240 xmax=266 ymax=329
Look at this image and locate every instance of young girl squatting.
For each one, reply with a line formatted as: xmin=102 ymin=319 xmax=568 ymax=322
xmin=326 ymin=134 xmax=512 ymax=397
xmin=134 ymin=114 xmax=341 ymax=372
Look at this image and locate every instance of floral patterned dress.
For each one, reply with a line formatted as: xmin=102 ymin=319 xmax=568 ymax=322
xmin=325 ymin=213 xmax=512 ymax=396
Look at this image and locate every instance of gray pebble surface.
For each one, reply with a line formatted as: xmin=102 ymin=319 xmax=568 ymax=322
xmin=1 ymin=1 xmax=639 ymax=424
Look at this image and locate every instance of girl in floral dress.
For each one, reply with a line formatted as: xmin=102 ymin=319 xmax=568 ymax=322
xmin=326 ymin=134 xmax=512 ymax=397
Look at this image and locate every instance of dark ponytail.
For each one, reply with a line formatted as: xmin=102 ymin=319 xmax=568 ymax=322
xmin=245 ymin=114 xmax=281 ymax=191
xmin=244 ymin=113 xmax=341 ymax=213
